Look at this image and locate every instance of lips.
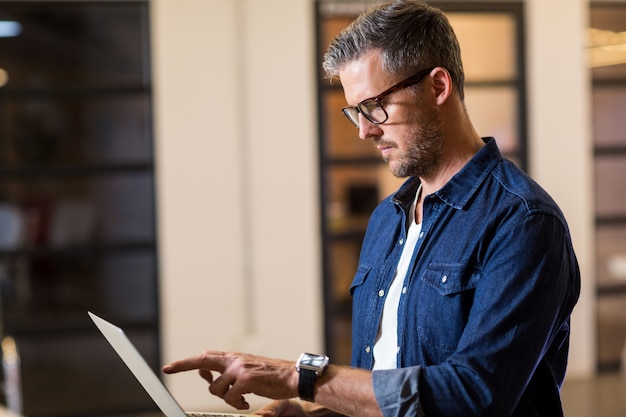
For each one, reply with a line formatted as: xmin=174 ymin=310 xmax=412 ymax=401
xmin=376 ymin=142 xmax=394 ymax=159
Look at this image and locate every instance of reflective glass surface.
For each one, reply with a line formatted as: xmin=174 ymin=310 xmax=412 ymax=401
xmin=0 ymin=2 xmax=158 ymax=416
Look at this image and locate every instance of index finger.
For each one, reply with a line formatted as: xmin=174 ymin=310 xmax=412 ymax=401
xmin=162 ymin=350 xmax=230 ymax=374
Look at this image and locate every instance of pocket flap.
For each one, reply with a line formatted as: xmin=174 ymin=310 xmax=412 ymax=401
xmin=422 ymin=264 xmax=480 ymax=296
xmin=349 ymin=264 xmax=372 ymax=295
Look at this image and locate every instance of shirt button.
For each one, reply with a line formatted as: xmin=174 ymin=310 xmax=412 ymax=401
xmin=378 ymin=289 xmax=385 ymax=297
xmin=402 ymin=287 xmax=407 ymax=294
xmin=419 ymin=232 xmax=424 ymax=238
xmin=398 ymin=238 xmax=404 ymax=245
xmin=365 ymin=346 xmax=371 ymax=353
xmin=396 ymin=346 xmax=401 ymax=353
xmin=441 ymin=275 xmax=448 ymax=283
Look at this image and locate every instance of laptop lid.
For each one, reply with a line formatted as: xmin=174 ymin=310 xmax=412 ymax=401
xmin=88 ymin=311 xmax=245 ymax=417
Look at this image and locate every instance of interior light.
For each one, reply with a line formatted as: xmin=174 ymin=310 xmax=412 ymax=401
xmin=607 ymin=254 xmax=626 ymax=281
xmin=0 ymin=68 xmax=8 ymax=87
xmin=587 ymin=28 xmax=626 ymax=68
xmin=0 ymin=21 xmax=21 ymax=37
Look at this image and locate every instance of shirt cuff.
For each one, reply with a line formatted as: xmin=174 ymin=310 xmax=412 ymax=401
xmin=372 ymin=367 xmax=426 ymax=417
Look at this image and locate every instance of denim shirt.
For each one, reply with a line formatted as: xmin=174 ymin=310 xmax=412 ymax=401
xmin=351 ymin=138 xmax=580 ymax=417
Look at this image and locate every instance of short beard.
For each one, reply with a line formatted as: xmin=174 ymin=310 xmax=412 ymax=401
xmin=388 ymin=107 xmax=444 ymax=178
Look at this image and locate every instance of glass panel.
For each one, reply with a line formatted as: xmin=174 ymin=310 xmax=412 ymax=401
xmin=327 ymin=305 xmax=352 ymax=366
xmin=0 ymin=2 xmax=149 ymax=89
xmin=95 ymin=174 xmax=156 ymax=242
xmin=0 ymin=251 xmax=155 ymax=324
xmin=465 ymin=86 xmax=519 ymax=155
xmin=322 ymin=90 xmax=367 ymax=159
xmin=591 ymin=3 xmax=626 ymax=375
xmin=98 ymin=251 xmax=157 ymax=321
xmin=0 ymin=173 xmax=155 ymax=249
xmin=326 ymin=164 xmax=404 ymax=233
xmin=0 ymin=2 xmax=156 ymax=416
xmin=318 ymin=14 xmax=355 ymax=80
xmin=597 ymin=296 xmax=626 ymax=371
xmin=593 ymin=86 xmax=626 ymax=147
xmin=597 ymin=225 xmax=626 ymax=287
xmin=447 ymin=13 xmax=517 ymax=82
xmin=595 ymin=156 xmax=626 ymax=217
xmin=590 ymin=6 xmax=626 ymax=80
xmin=328 ymin=239 xmax=361 ymax=305
xmin=17 ymin=329 xmax=157 ymax=417
xmin=0 ymin=94 xmax=152 ymax=166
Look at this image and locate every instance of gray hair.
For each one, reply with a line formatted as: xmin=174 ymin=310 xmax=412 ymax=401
xmin=322 ymin=0 xmax=465 ymax=100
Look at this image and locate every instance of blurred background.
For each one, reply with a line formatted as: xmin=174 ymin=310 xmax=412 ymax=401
xmin=0 ymin=0 xmax=622 ymax=416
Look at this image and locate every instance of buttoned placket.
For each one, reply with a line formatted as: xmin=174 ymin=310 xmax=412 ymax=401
xmin=365 ymin=208 xmax=411 ymax=366
xmin=395 ymin=198 xmax=433 ymax=368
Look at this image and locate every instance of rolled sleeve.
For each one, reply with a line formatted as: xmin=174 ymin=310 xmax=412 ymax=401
xmin=373 ymin=367 xmax=426 ymax=417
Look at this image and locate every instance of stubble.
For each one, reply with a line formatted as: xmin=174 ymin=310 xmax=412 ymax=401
xmin=387 ymin=106 xmax=445 ymax=178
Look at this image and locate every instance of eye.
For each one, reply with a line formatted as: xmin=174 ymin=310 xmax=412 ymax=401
xmin=360 ymin=99 xmax=380 ymax=113
xmin=360 ymin=99 xmax=386 ymax=123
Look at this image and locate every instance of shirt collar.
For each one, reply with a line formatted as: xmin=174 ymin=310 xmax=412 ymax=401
xmin=392 ymin=137 xmax=502 ymax=210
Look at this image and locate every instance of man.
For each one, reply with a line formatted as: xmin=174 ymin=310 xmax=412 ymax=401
xmin=163 ymin=1 xmax=581 ymax=416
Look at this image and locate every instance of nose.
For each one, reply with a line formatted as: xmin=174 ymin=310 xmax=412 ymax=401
xmin=358 ymin=115 xmax=382 ymax=140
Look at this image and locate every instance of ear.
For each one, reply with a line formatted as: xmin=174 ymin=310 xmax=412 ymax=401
xmin=430 ymin=67 xmax=453 ymax=105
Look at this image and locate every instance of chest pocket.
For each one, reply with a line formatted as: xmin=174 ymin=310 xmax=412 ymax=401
xmin=422 ymin=263 xmax=480 ymax=295
xmin=417 ymin=263 xmax=481 ymax=352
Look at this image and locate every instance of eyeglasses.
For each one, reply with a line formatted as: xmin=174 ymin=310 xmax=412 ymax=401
xmin=341 ymin=67 xmax=435 ymax=129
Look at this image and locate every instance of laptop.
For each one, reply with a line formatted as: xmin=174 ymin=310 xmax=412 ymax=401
xmin=88 ymin=311 xmax=247 ymax=417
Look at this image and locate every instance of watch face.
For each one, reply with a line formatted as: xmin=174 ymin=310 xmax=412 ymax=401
xmin=298 ymin=353 xmax=329 ymax=372
xmin=303 ymin=354 xmax=326 ymax=367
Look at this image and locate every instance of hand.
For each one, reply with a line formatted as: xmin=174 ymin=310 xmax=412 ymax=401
xmin=252 ymin=400 xmax=306 ymax=417
xmin=162 ymin=350 xmax=299 ymax=410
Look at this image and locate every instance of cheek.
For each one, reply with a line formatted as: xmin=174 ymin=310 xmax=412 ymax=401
xmin=390 ymin=97 xmax=426 ymax=127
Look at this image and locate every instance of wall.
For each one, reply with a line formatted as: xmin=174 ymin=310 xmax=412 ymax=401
xmin=151 ymin=0 xmax=321 ymax=411
xmin=151 ymin=0 xmax=595 ymax=411
xmin=527 ymin=0 xmax=595 ymax=378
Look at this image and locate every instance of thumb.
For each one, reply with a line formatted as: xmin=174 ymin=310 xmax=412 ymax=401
xmin=252 ymin=400 xmax=303 ymax=417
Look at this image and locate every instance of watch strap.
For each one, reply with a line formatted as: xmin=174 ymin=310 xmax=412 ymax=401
xmin=298 ymin=367 xmax=317 ymax=402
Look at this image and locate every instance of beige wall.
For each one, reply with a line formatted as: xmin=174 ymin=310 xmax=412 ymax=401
xmin=527 ymin=0 xmax=595 ymax=378
xmin=152 ymin=0 xmax=320 ymax=411
xmin=151 ymin=0 xmax=595 ymax=411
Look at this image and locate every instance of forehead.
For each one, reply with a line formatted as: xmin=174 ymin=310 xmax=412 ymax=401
xmin=338 ymin=50 xmax=398 ymax=105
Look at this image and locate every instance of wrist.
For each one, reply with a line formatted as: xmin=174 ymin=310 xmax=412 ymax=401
xmin=295 ymin=352 xmax=329 ymax=402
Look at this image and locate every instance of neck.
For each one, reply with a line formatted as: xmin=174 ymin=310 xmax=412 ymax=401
xmin=415 ymin=186 xmax=424 ymax=224
xmin=420 ymin=107 xmax=483 ymax=196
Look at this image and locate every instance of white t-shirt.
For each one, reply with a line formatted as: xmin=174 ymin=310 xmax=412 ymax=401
xmin=372 ymin=188 xmax=422 ymax=370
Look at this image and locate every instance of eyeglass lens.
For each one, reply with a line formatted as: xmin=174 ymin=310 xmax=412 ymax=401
xmin=342 ymin=100 xmax=386 ymax=128
xmin=341 ymin=67 xmax=436 ymax=129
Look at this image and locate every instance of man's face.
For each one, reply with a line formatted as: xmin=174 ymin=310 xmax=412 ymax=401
xmin=339 ymin=50 xmax=444 ymax=178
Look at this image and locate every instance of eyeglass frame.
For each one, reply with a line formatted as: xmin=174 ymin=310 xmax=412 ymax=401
xmin=341 ymin=66 xmax=437 ymax=128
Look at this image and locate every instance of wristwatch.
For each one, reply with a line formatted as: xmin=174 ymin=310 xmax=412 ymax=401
xmin=295 ymin=352 xmax=329 ymax=402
